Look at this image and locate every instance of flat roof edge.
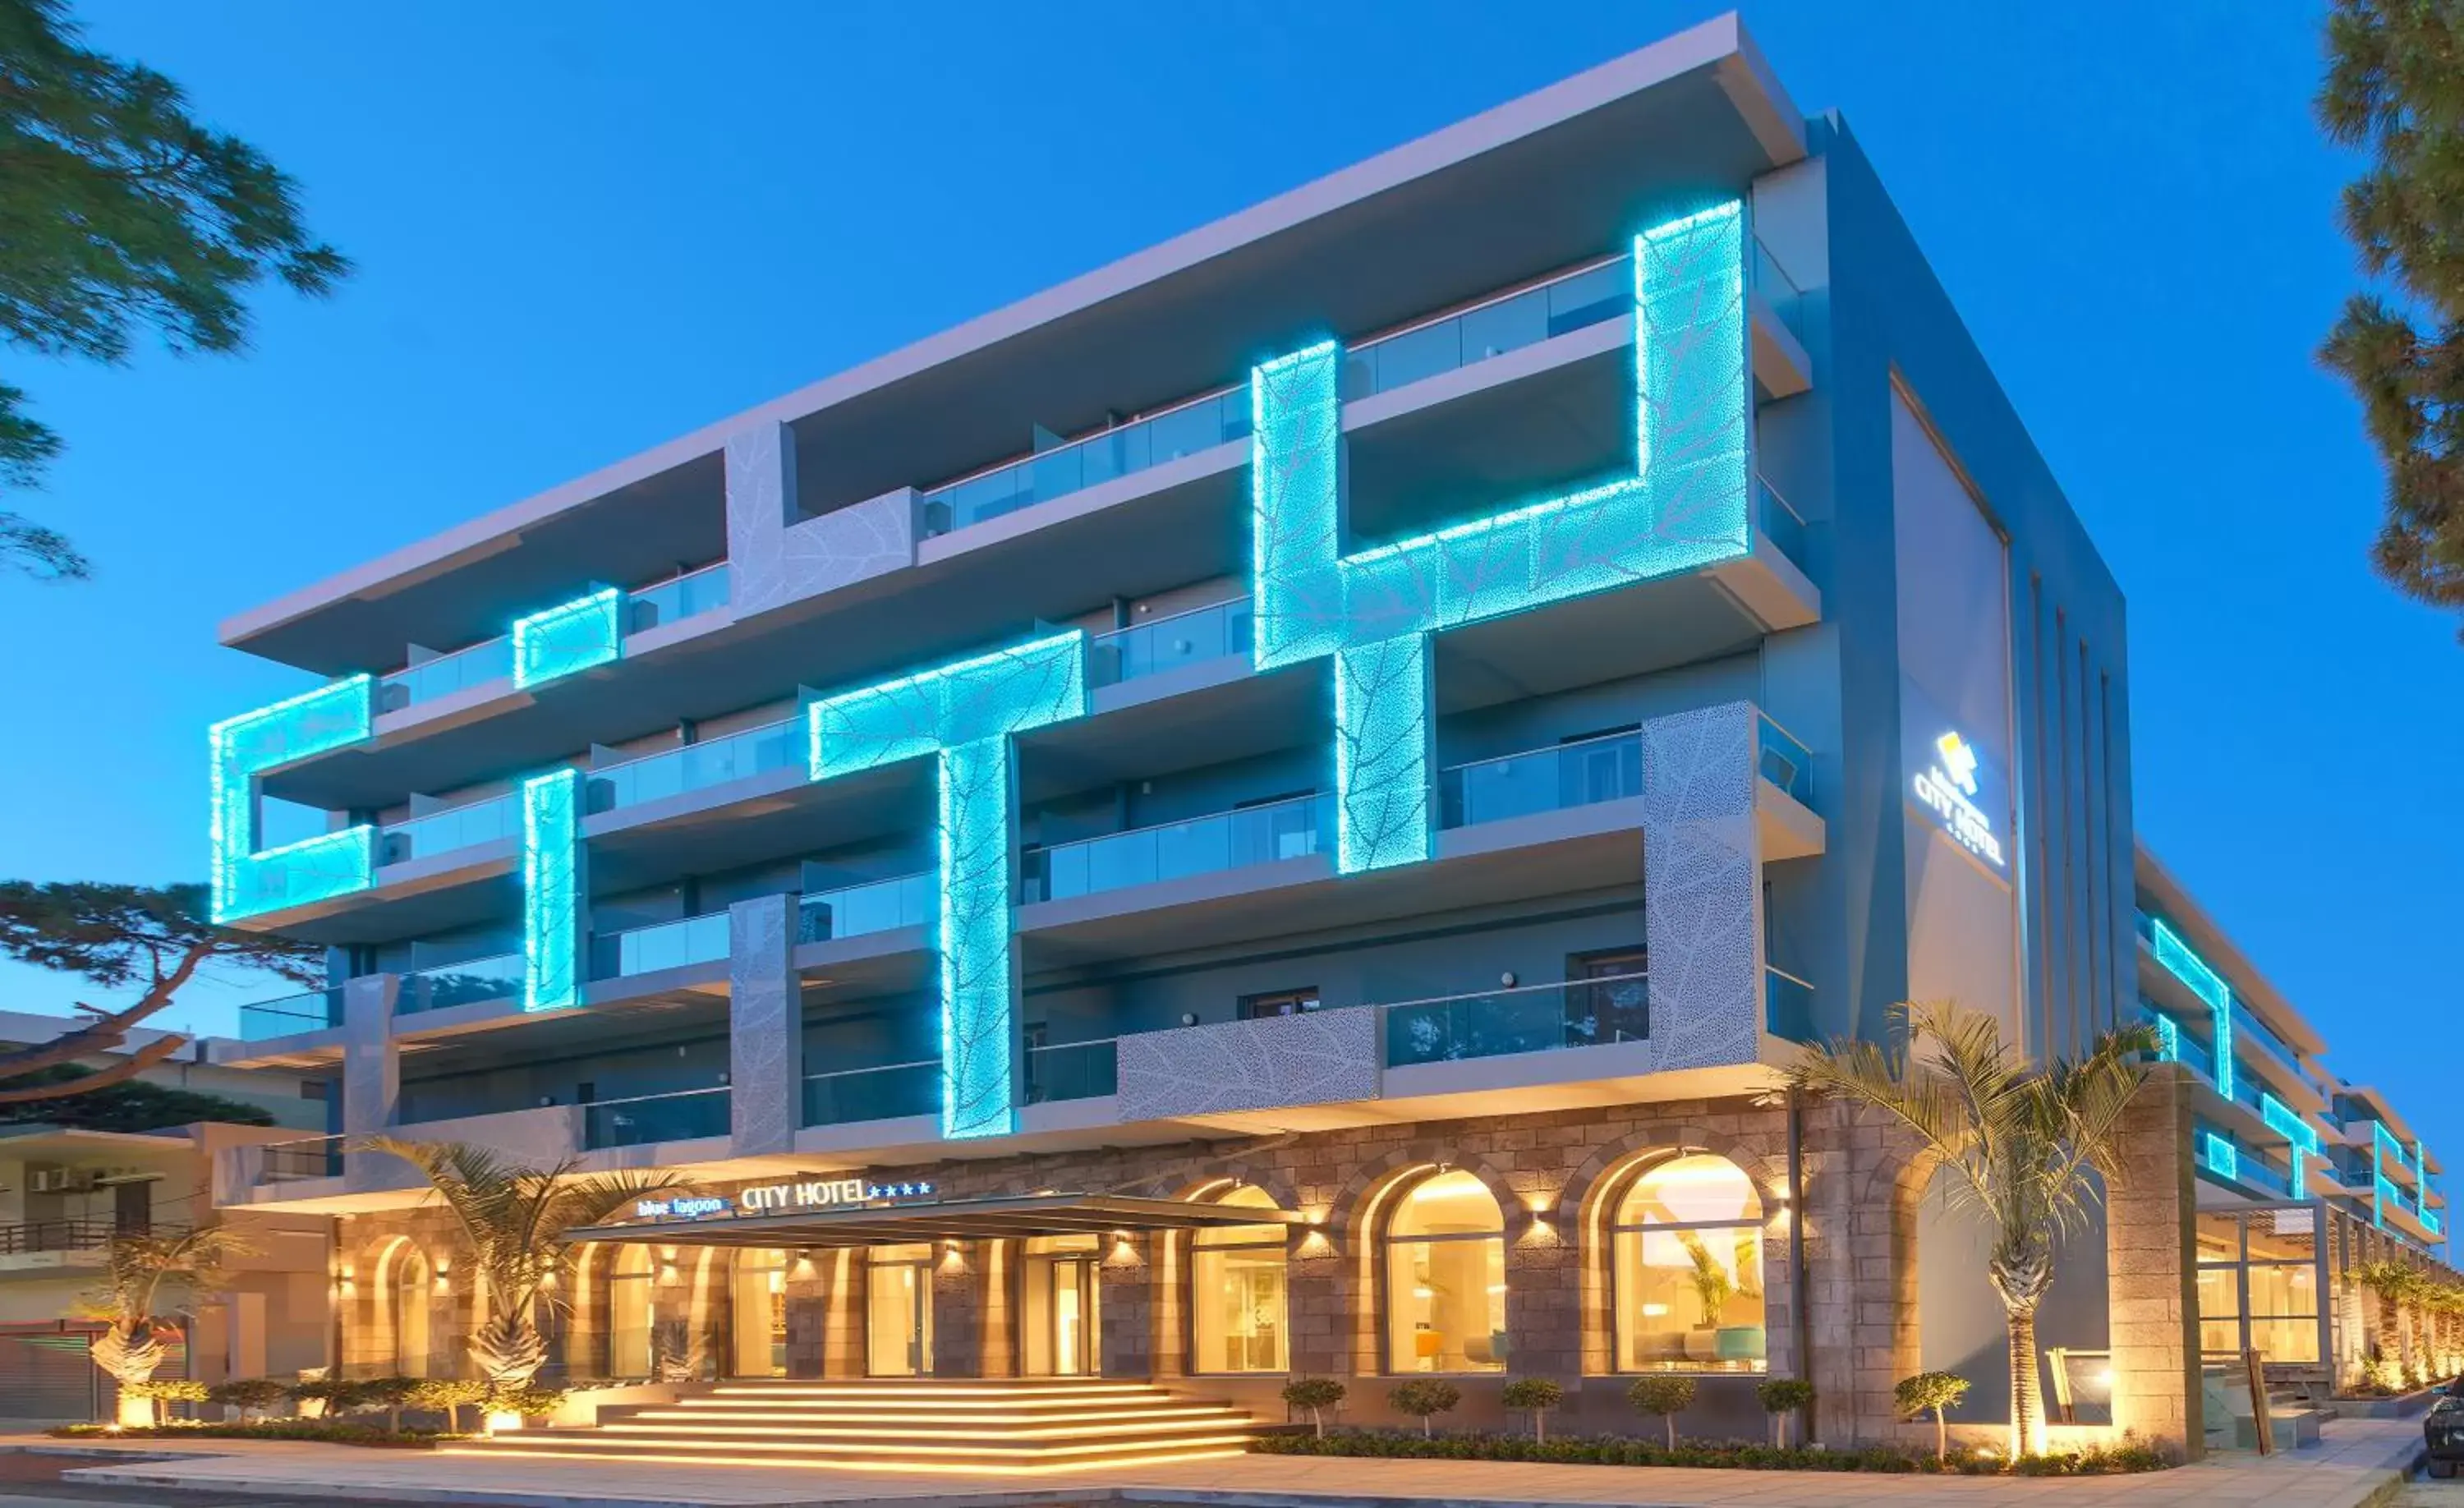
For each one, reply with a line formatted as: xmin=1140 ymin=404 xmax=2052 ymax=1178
xmin=223 ymin=13 xmax=1801 ymax=657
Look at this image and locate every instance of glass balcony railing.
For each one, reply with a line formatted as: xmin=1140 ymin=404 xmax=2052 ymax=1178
xmin=1751 ymin=237 xmax=1806 ymax=342
xmin=595 ymin=913 xmax=729 ymax=979
xmin=922 ymin=389 xmax=1253 ymax=536
xmin=2229 ymin=1002 xmax=2319 ymax=1095
xmin=1757 ymin=473 xmax=1809 ymax=572
xmin=1437 ymin=729 xmax=1641 ymax=830
xmin=1022 ymin=793 xmax=1326 ymax=903
xmin=1757 ymin=715 xmax=1814 ymax=803
xmin=398 ymin=951 xmax=522 ymax=1014
xmin=377 ymin=637 xmax=514 ymax=713
xmin=627 ymin=563 xmax=730 ymax=633
xmin=587 ymin=718 xmax=801 ymax=814
xmin=1088 ymin=598 xmax=1255 ymax=688
xmin=256 ymin=1134 xmax=345 ymax=1184
xmin=1024 ymin=1039 xmax=1118 ymax=1104
xmin=1383 ymin=972 xmax=1649 ymax=1069
xmin=237 ymin=986 xmax=345 ymax=1041
xmin=583 ymin=1087 xmax=729 ymax=1150
xmin=802 ymin=1060 xmax=940 ymax=1126
xmin=1339 ymin=257 xmax=1630 ymax=401
xmin=1765 ymin=966 xmax=1816 ymax=1041
xmin=798 ymin=872 xmax=933 ymax=944
xmin=379 ymin=794 xmax=515 ymax=867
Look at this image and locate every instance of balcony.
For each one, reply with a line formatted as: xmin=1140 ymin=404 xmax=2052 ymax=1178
xmin=798 ymin=872 xmax=932 ymax=943
xmin=398 ymin=950 xmax=522 ymax=1015
xmin=255 ymin=1134 xmax=345 ymax=1185
xmin=1384 ymin=972 xmax=1648 ymax=1067
xmin=589 ymin=717 xmax=801 ymax=815
xmin=1437 ymin=732 xmax=1640 ymax=830
xmin=375 ymin=563 xmax=729 ymax=717
xmin=1024 ymin=1038 xmax=1118 ymax=1105
xmin=594 ymin=913 xmax=729 ymax=980
xmin=1088 ymin=597 xmax=1254 ymax=689
xmin=1765 ymin=966 xmax=1816 ymax=1041
xmin=582 ymin=1087 xmax=730 ymax=1150
xmin=379 ymin=794 xmax=515 ymax=867
xmin=803 ymin=1060 xmax=938 ymax=1127
xmin=238 ymin=986 xmax=344 ymax=1041
xmin=1022 ymin=793 xmax=1326 ymax=903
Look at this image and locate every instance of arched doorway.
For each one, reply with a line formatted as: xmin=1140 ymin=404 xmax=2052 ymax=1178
xmin=1190 ymin=1186 xmax=1288 ymax=1374
xmin=866 ymin=1244 xmax=934 ymax=1377
xmin=609 ymin=1244 xmax=654 ymax=1378
xmin=390 ymin=1246 xmax=432 ymax=1377
xmin=1020 ymin=1234 xmax=1101 ymax=1377
xmin=1381 ymin=1168 xmax=1506 ymax=1373
xmin=1607 ymin=1151 xmax=1767 ymax=1372
xmin=730 ymin=1248 xmax=788 ymax=1377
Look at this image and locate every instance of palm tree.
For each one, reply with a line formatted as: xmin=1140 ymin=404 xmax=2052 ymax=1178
xmin=1787 ymin=1000 xmax=2154 ymax=1460
xmin=365 ymin=1138 xmax=682 ymax=1388
xmin=76 ymin=1225 xmax=252 ymax=1423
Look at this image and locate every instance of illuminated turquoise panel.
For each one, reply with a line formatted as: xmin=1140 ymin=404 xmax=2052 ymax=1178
xmin=2150 ymin=1012 xmax=2180 ymax=1062
xmin=2204 ymin=1132 xmax=2238 ymax=1181
xmin=808 ymin=632 xmax=1087 ymax=1140
xmin=522 ymin=768 xmax=582 ymax=1013
xmin=2149 ymin=918 xmax=2233 ymax=1103
xmin=1251 ymin=202 xmax=1750 ymax=871
xmin=512 ymin=588 xmax=623 ymax=689
xmin=2260 ymin=1092 xmax=2318 ymax=1199
xmin=209 ymin=677 xmax=376 ymax=923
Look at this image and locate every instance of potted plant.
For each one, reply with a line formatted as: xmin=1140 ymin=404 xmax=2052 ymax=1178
xmin=1501 ymin=1377 xmax=1565 ymax=1442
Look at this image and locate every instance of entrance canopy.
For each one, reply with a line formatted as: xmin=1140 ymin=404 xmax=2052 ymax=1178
xmin=567 ymin=1191 xmax=1303 ymax=1251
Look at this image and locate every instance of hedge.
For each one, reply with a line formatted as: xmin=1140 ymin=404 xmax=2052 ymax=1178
xmin=1249 ymin=1428 xmax=2172 ymax=1475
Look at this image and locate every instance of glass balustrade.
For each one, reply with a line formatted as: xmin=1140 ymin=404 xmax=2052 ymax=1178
xmin=256 ymin=1135 xmax=345 ymax=1184
xmin=1437 ymin=730 xmax=1641 ymax=830
xmin=377 ymin=637 xmax=515 ymax=713
xmin=802 ymin=1060 xmax=940 ymax=1126
xmin=921 ymin=390 xmax=1253 ymax=536
xmin=595 ymin=913 xmax=730 ymax=979
xmin=379 ymin=794 xmax=515 ymax=866
xmin=1340 ymin=257 xmax=1629 ymax=401
xmin=1765 ymin=967 xmax=1816 ymax=1041
xmin=627 ymin=563 xmax=731 ymax=632
xmin=1757 ymin=474 xmax=1809 ymax=571
xmin=1756 ymin=715 xmax=1814 ymax=803
xmin=1022 ymin=793 xmax=1326 ymax=903
xmin=583 ymin=1087 xmax=729 ymax=1149
xmin=1023 ymin=1040 xmax=1118 ymax=1104
xmin=1088 ymin=598 xmax=1255 ymax=687
xmin=399 ymin=951 xmax=523 ymax=1014
xmin=1383 ymin=973 xmax=1649 ymax=1068
xmin=1751 ymin=236 xmax=1806 ymax=341
xmin=589 ymin=719 xmax=801 ymax=813
xmin=798 ymin=873 xmax=933 ymax=943
xmin=237 ymin=987 xmax=345 ymax=1041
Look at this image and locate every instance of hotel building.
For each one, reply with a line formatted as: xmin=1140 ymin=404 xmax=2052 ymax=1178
xmin=195 ymin=16 xmax=2448 ymax=1464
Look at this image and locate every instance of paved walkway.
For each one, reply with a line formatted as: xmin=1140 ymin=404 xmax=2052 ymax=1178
xmin=6 ymin=1418 xmax=2430 ymax=1508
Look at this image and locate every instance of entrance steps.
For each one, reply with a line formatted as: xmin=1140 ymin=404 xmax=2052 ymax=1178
xmin=445 ymin=1377 xmax=1260 ymax=1474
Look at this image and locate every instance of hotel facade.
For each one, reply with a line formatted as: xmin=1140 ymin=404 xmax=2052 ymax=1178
xmin=196 ymin=16 xmax=2448 ymax=1462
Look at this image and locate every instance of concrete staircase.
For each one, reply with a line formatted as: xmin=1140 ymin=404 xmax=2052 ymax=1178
xmin=446 ymin=1377 xmax=1260 ymax=1474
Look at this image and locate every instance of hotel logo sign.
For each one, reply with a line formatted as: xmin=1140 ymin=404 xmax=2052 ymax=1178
xmin=1910 ymin=728 xmax=2007 ymax=872
xmin=635 ymin=1175 xmax=937 ymax=1223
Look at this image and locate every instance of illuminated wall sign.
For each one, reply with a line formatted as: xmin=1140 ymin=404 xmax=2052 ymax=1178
xmin=1910 ymin=729 xmax=2006 ymax=871
xmin=637 ymin=1196 xmax=729 ymax=1220
xmin=632 ymin=1175 xmax=939 ymax=1224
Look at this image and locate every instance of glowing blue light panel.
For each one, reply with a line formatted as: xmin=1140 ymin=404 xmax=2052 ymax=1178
xmin=512 ymin=588 xmax=623 ymax=689
xmin=2149 ymin=918 xmax=2233 ymax=1103
xmin=2260 ymin=1092 xmax=2319 ymax=1199
xmin=2205 ymin=1133 xmax=2239 ymax=1181
xmin=522 ymin=768 xmax=582 ymax=1013
xmin=1251 ymin=201 xmax=1750 ymax=871
xmin=2149 ymin=1011 xmax=2180 ymax=1063
xmin=808 ymin=632 xmax=1087 ymax=1141
xmin=209 ymin=677 xmax=376 ymax=923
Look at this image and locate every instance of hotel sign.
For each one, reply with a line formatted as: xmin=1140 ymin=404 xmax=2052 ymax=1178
xmin=634 ymin=1175 xmax=937 ymax=1223
xmin=1900 ymin=682 xmax=2011 ymax=877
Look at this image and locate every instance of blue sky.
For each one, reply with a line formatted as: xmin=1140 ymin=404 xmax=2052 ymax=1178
xmin=4 ymin=3 xmax=2455 ymax=1155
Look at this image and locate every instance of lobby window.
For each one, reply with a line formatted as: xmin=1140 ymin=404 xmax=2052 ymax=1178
xmin=1611 ymin=1152 xmax=1768 ymax=1372
xmin=2196 ymin=1208 xmax=2322 ymax=1364
xmin=867 ymin=1244 xmax=935 ymax=1377
xmin=1239 ymin=988 xmax=1321 ymax=1019
xmin=1383 ymin=1168 xmax=1506 ymax=1373
xmin=1191 ymin=1185 xmax=1289 ymax=1374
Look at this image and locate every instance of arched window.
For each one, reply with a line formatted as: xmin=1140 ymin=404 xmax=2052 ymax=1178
xmin=1383 ymin=1169 xmax=1506 ymax=1373
xmin=1191 ymin=1185 xmax=1288 ymax=1373
xmin=609 ymin=1244 xmax=654 ymax=1378
xmin=730 ymin=1248 xmax=788 ymax=1377
xmin=1611 ymin=1152 xmax=1768 ymax=1372
xmin=391 ymin=1247 xmax=432 ymax=1377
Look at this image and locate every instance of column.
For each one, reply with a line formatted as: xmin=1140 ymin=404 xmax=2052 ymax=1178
xmin=1502 ymin=1207 xmax=1579 ymax=1382
xmin=1098 ymin=1232 xmax=1156 ymax=1379
xmin=340 ymin=974 xmax=399 ymax=1155
xmin=728 ymin=893 xmax=801 ymax=1157
xmin=931 ymin=1241 xmax=1014 ymax=1378
xmin=784 ymin=1258 xmax=826 ymax=1380
xmin=820 ymin=1249 xmax=866 ymax=1379
xmin=2105 ymin=1064 xmax=2202 ymax=1458
xmin=724 ymin=420 xmax=918 ymax=619
xmin=1639 ymin=701 xmax=1766 ymax=1070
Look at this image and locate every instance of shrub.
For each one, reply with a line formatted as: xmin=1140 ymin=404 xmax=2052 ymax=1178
xmin=1387 ymin=1379 xmax=1463 ymax=1438
xmin=205 ymin=1377 xmax=288 ymax=1422
xmin=1281 ymin=1377 xmax=1347 ymax=1438
xmin=1625 ymin=1374 xmax=1696 ymax=1449
xmin=53 ymin=1420 xmax=443 ymax=1448
xmin=1243 ymin=1428 xmax=2172 ymax=1474
xmin=487 ymin=1382 xmax=569 ymax=1421
xmin=1894 ymin=1371 xmax=1970 ymax=1460
xmin=407 ymin=1377 xmax=489 ymax=1432
xmin=1755 ymin=1377 xmax=1815 ymax=1447
xmin=287 ymin=1377 xmax=365 ymax=1419
xmin=121 ymin=1377 xmax=208 ymax=1426
xmin=1501 ymin=1377 xmax=1565 ymax=1442
xmin=348 ymin=1375 xmax=421 ymax=1432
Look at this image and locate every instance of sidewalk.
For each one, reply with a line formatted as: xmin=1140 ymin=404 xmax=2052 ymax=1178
xmin=12 ymin=1417 xmax=2430 ymax=1508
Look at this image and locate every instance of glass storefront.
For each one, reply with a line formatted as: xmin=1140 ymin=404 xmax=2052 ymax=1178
xmin=866 ymin=1244 xmax=935 ymax=1377
xmin=2197 ymin=1205 xmax=2325 ymax=1363
xmin=1611 ymin=1152 xmax=1768 ymax=1372
xmin=1384 ymin=1170 xmax=1507 ymax=1373
xmin=730 ymin=1248 xmax=787 ymax=1377
xmin=609 ymin=1244 xmax=653 ymax=1377
xmin=1190 ymin=1186 xmax=1289 ymax=1373
xmin=1021 ymin=1234 xmax=1101 ymax=1376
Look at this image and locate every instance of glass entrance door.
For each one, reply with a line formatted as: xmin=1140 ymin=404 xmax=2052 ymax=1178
xmin=1021 ymin=1234 xmax=1101 ymax=1376
xmin=866 ymin=1244 xmax=934 ymax=1377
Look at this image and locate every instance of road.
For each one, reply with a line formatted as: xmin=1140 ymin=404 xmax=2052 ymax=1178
xmin=0 ymin=1451 xmax=441 ymax=1507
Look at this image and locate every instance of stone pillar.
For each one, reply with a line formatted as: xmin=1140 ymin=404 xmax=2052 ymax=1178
xmin=784 ymin=1258 xmax=827 ymax=1379
xmin=339 ymin=974 xmax=400 ymax=1137
xmin=821 ymin=1249 xmax=865 ymax=1378
xmin=1502 ymin=1207 xmax=1578 ymax=1381
xmin=2106 ymin=1064 xmax=2202 ymax=1459
xmin=932 ymin=1241 xmax=1014 ymax=1377
xmin=1150 ymin=1232 xmax=1188 ymax=1380
xmin=1098 ymin=1232 xmax=1155 ymax=1378
xmin=728 ymin=894 xmax=801 ymax=1157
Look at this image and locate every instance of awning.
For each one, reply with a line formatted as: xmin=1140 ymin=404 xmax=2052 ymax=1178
xmin=565 ymin=1191 xmax=1302 ymax=1250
